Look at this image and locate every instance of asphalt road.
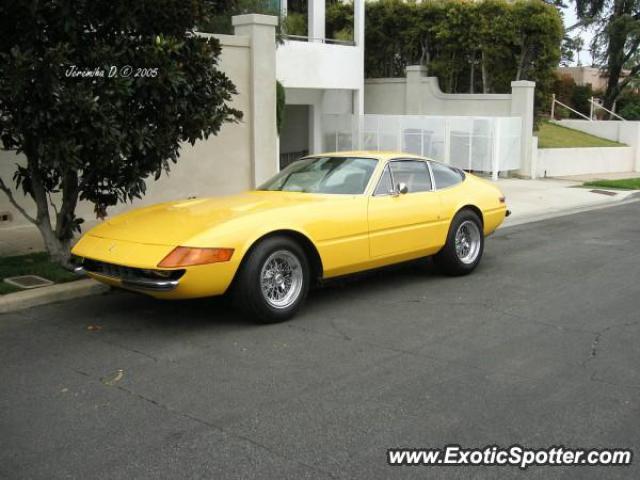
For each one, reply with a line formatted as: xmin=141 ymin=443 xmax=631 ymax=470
xmin=1 ymin=203 xmax=639 ymax=480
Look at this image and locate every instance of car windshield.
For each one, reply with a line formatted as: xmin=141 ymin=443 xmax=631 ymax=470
xmin=258 ymin=157 xmax=378 ymax=194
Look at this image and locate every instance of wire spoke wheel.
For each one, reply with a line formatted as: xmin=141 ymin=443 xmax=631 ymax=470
xmin=260 ymin=250 xmax=303 ymax=309
xmin=454 ymin=220 xmax=481 ymax=265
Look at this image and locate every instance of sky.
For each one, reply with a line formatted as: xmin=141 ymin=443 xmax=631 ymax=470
xmin=562 ymin=4 xmax=596 ymax=66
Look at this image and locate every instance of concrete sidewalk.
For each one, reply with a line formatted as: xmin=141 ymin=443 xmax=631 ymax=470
xmin=555 ymin=171 xmax=639 ymax=182
xmin=497 ymin=177 xmax=638 ymax=227
xmin=1 ymin=178 xmax=638 ymax=256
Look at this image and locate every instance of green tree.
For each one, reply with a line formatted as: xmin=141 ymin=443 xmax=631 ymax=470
xmin=0 ymin=0 xmax=242 ymax=265
xmin=575 ymin=0 xmax=640 ymax=111
xmin=338 ymin=0 xmax=563 ymax=107
xmin=200 ymin=0 xmax=281 ymax=34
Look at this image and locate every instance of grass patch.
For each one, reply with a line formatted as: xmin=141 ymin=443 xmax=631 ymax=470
xmin=583 ymin=178 xmax=640 ymax=190
xmin=0 ymin=252 xmax=78 ymax=295
xmin=535 ymin=121 xmax=626 ymax=149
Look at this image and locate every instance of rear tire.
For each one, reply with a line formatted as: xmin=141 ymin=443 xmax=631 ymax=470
xmin=233 ymin=236 xmax=310 ymax=323
xmin=434 ymin=209 xmax=484 ymax=276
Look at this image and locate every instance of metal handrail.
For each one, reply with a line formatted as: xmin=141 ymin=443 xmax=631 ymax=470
xmin=550 ymin=94 xmax=591 ymax=121
xmin=281 ymin=34 xmax=355 ymax=46
xmin=590 ymin=97 xmax=626 ymax=121
xmin=551 ymin=94 xmax=627 ymax=121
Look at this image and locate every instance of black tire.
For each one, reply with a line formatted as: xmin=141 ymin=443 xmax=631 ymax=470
xmin=233 ymin=236 xmax=310 ymax=323
xmin=433 ymin=209 xmax=484 ymax=276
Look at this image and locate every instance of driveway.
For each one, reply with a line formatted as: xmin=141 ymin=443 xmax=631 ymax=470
xmin=1 ymin=203 xmax=639 ymax=480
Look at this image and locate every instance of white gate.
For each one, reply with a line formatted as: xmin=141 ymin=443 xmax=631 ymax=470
xmin=322 ymin=114 xmax=522 ymax=180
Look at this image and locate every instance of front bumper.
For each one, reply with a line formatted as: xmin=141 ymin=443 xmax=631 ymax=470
xmin=76 ymin=259 xmax=185 ymax=292
xmin=71 ymin=234 xmax=240 ymax=299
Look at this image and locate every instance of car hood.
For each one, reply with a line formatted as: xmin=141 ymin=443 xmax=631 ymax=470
xmin=86 ymin=191 xmax=322 ymax=246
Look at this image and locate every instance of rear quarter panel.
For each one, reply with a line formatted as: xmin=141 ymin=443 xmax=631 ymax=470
xmin=437 ymin=174 xmax=506 ymax=235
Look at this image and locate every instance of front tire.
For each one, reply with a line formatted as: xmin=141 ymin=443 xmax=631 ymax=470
xmin=434 ymin=209 xmax=484 ymax=276
xmin=233 ymin=236 xmax=310 ymax=323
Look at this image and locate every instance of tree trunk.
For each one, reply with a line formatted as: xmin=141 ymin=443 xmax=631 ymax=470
xmin=603 ymin=0 xmax=627 ymax=112
xmin=516 ymin=34 xmax=529 ymax=81
xmin=469 ymin=58 xmax=475 ymax=94
xmin=27 ymin=156 xmax=75 ymax=267
xmin=36 ymin=221 xmax=72 ymax=266
xmin=420 ymin=37 xmax=430 ymax=75
xmin=481 ymin=50 xmax=489 ymax=93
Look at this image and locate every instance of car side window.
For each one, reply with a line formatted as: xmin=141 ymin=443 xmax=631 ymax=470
xmin=389 ymin=160 xmax=432 ymax=193
xmin=374 ymin=166 xmax=393 ymax=196
xmin=430 ymin=162 xmax=465 ymax=190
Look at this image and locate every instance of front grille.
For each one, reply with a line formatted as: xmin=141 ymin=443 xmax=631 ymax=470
xmin=82 ymin=259 xmax=184 ymax=282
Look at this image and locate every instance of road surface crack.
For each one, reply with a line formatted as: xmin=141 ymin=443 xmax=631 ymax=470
xmin=582 ymin=319 xmax=640 ymax=368
xmin=109 ymin=384 xmax=339 ymax=479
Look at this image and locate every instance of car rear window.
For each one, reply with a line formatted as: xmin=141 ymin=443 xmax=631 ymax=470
xmin=430 ymin=162 xmax=465 ymax=189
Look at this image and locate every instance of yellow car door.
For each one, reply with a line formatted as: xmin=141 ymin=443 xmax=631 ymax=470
xmin=367 ymin=159 xmax=444 ymax=258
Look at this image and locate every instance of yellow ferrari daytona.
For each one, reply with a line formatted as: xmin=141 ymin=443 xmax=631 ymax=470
xmin=72 ymin=151 xmax=509 ymax=322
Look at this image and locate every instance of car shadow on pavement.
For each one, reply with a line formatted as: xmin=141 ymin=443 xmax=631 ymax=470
xmin=60 ymin=258 xmax=452 ymax=336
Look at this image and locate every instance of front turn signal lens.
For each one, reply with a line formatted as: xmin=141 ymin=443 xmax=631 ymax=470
xmin=158 ymin=247 xmax=234 ymax=268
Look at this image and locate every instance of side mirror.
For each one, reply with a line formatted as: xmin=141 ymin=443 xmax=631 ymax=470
xmin=396 ymin=182 xmax=409 ymax=195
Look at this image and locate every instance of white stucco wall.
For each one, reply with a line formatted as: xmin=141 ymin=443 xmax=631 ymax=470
xmin=536 ymin=147 xmax=635 ymax=178
xmin=365 ymin=76 xmax=512 ymax=116
xmin=1 ymin=19 xmax=275 ymax=235
xmin=556 ymin=120 xmax=623 ymax=142
xmin=364 ymin=66 xmax=535 ymax=177
xmin=364 ymin=79 xmax=406 ymax=114
xmin=556 ymin=120 xmax=640 ymax=172
xmin=277 ymin=41 xmax=363 ymax=91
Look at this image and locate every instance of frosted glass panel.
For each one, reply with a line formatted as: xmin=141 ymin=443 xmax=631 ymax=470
xmin=322 ymin=114 xmax=522 ymax=177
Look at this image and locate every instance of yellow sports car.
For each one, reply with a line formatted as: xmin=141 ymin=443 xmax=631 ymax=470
xmin=72 ymin=151 xmax=509 ymax=322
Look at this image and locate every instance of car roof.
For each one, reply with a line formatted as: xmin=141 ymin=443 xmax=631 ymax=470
xmin=307 ymin=151 xmax=428 ymax=163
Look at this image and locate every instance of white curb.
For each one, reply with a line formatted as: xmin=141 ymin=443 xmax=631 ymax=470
xmin=0 ymin=279 xmax=109 ymax=315
xmin=0 ymin=194 xmax=637 ymax=314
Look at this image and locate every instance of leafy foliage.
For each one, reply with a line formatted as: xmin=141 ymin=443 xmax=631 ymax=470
xmin=574 ymin=0 xmax=640 ymax=110
xmin=281 ymin=12 xmax=307 ymax=36
xmin=200 ymin=0 xmax=282 ymax=34
xmin=0 ymin=0 xmax=242 ymax=263
xmin=328 ymin=0 xmax=562 ymax=114
xmin=617 ymin=91 xmax=640 ymax=119
xmin=326 ymin=2 xmax=354 ymax=42
xmin=552 ymin=74 xmax=596 ymax=118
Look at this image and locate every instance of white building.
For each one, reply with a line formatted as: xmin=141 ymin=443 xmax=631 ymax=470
xmin=276 ymin=0 xmax=365 ymax=167
xmin=0 ymin=4 xmax=540 ymax=251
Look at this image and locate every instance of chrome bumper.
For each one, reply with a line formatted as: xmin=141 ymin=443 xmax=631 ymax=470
xmin=74 ymin=260 xmax=185 ymax=292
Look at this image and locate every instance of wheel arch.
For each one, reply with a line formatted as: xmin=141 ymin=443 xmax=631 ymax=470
xmin=455 ymin=204 xmax=484 ymax=226
xmin=235 ymin=229 xmax=324 ymax=285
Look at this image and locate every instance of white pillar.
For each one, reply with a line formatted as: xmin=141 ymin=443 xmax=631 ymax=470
xmin=353 ymin=1 xmax=366 ymax=149
xmin=233 ymin=14 xmax=279 ymax=186
xmin=510 ymin=80 xmax=536 ymax=178
xmin=406 ymin=65 xmax=427 ymax=115
xmin=308 ymin=0 xmax=325 ymax=42
xmin=354 ymin=0 xmax=365 ymax=48
xmin=309 ymin=98 xmax=323 ymax=154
